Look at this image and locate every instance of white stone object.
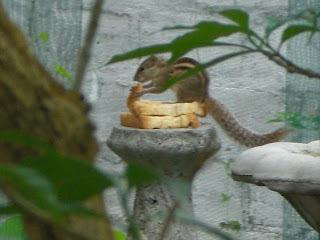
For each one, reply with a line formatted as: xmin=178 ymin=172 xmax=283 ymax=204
xmin=231 ymin=141 xmax=320 ymax=232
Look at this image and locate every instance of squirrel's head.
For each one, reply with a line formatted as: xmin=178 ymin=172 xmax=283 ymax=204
xmin=133 ymin=55 xmax=167 ymax=83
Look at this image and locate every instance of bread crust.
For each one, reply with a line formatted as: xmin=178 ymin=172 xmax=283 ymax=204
xmin=121 ymin=113 xmax=200 ymax=129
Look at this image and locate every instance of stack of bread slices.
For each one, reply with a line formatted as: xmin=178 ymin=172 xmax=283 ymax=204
xmin=120 ymin=84 xmax=206 ymax=129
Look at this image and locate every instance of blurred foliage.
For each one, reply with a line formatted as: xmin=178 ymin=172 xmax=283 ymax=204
xmin=37 ymin=33 xmax=73 ymax=82
xmin=221 ymin=193 xmax=233 ymax=202
xmin=0 ymin=131 xmax=238 ymax=240
xmin=38 ymin=31 xmax=49 ymax=43
xmin=0 ymin=216 xmax=26 ymax=240
xmin=54 ymin=63 xmax=74 ymax=82
xmin=269 ymin=112 xmax=320 ymax=130
xmin=0 ymin=215 xmax=127 ymax=240
xmin=220 ymin=221 xmax=241 ymax=232
xmin=112 ymin=230 xmax=126 ymax=240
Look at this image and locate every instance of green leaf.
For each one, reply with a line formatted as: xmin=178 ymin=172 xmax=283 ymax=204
xmin=228 ymin=221 xmax=241 ymax=231
xmin=277 ymin=112 xmax=287 ymax=120
xmin=220 ymin=221 xmax=241 ymax=232
xmin=264 ymin=17 xmax=288 ymax=37
xmin=162 ymin=25 xmax=195 ymax=31
xmin=0 ymin=204 xmax=19 ymax=215
xmin=221 ymin=193 xmax=232 ymax=202
xmin=268 ymin=112 xmax=287 ymax=123
xmin=113 ymin=230 xmax=126 ymax=240
xmin=267 ymin=119 xmax=283 ymax=123
xmin=281 ymin=25 xmax=316 ymax=43
xmin=225 ymin=159 xmax=233 ymax=170
xmin=162 ymin=50 xmax=253 ymax=90
xmin=169 ymin=22 xmax=242 ymax=62
xmin=0 ymin=164 xmax=104 ymax=221
xmin=0 ymin=216 xmax=26 ymax=239
xmin=39 ymin=32 xmax=49 ymax=43
xmin=164 ymin=178 xmax=191 ymax=204
xmin=265 ymin=8 xmax=320 ymax=38
xmin=295 ymin=9 xmax=320 ymax=25
xmin=310 ymin=115 xmax=320 ymax=124
xmin=126 ymin=163 xmax=159 ymax=187
xmin=0 ymin=131 xmax=52 ymax=151
xmin=109 ymin=21 xmax=244 ymax=64
xmin=21 ymin=153 xmax=113 ymax=202
xmin=55 ymin=63 xmax=73 ymax=82
xmin=59 ymin=203 xmax=104 ymax=218
xmin=220 ymin=9 xmax=249 ymax=30
xmin=226 ymin=221 xmax=241 ymax=231
xmin=0 ymin=131 xmax=114 ymax=202
xmin=108 ymin=44 xmax=172 ymax=64
xmin=286 ymin=113 xmax=307 ymax=129
xmin=0 ymin=164 xmax=65 ymax=218
xmin=268 ymin=112 xmax=314 ymax=129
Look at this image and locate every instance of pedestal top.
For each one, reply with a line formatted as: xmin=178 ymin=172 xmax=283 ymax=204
xmin=107 ymin=124 xmax=220 ymax=178
xmin=107 ymin=124 xmax=219 ymax=159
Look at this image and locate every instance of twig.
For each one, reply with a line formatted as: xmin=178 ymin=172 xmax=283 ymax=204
xmin=115 ymin=179 xmax=142 ymax=240
xmin=158 ymin=201 xmax=179 ymax=240
xmin=249 ymin=30 xmax=320 ymax=79
xmin=73 ymin=0 xmax=105 ymax=92
xmin=261 ymin=51 xmax=320 ymax=79
xmin=176 ymin=212 xmax=239 ymax=240
xmin=210 ymin=41 xmax=255 ymax=51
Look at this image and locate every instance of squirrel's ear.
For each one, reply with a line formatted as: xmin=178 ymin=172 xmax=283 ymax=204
xmin=148 ymin=55 xmax=158 ymax=62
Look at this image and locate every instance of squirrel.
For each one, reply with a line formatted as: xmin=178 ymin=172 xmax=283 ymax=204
xmin=133 ymin=55 xmax=289 ymax=147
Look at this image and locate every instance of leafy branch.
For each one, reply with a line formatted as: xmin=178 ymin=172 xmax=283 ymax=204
xmin=108 ymin=8 xmax=320 ymax=90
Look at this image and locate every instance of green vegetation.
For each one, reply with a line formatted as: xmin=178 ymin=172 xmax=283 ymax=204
xmin=55 ymin=63 xmax=74 ymax=82
xmin=38 ymin=31 xmax=49 ymax=43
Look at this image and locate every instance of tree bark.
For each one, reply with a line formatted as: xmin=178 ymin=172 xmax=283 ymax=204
xmin=0 ymin=2 xmax=113 ymax=240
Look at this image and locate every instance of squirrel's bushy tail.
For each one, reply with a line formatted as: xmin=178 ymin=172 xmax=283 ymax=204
xmin=204 ymin=97 xmax=289 ymax=148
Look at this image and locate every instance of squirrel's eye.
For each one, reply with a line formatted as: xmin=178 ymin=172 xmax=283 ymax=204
xmin=139 ymin=66 xmax=145 ymax=72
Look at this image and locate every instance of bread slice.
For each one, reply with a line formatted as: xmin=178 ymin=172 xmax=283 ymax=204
xmin=132 ymin=101 xmax=206 ymax=117
xmin=121 ymin=113 xmax=200 ymax=129
xmin=122 ymin=83 xmax=203 ymax=129
xmin=127 ymin=84 xmax=143 ymax=115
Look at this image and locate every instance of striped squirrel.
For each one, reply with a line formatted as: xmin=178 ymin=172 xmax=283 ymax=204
xmin=133 ymin=55 xmax=289 ymax=147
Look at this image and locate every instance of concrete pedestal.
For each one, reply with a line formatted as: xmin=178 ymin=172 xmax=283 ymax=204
xmin=107 ymin=124 xmax=220 ymax=240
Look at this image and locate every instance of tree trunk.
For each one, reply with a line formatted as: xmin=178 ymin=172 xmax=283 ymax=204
xmin=0 ymin=2 xmax=113 ymax=240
